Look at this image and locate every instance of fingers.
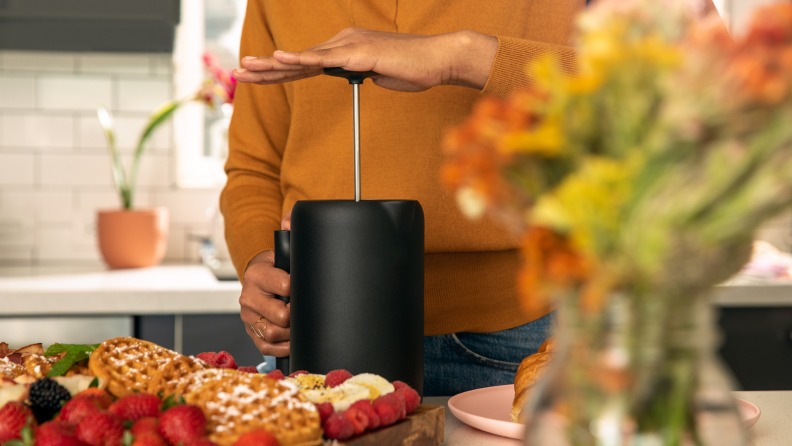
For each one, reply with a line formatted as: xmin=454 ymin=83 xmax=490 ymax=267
xmin=242 ymin=308 xmax=290 ymax=343
xmin=243 ymin=254 xmax=291 ymax=298
xmin=281 ymin=210 xmax=292 ymax=231
xmin=239 ymin=56 xmax=309 ymax=72
xmin=244 ymin=323 xmax=290 ymax=357
xmin=233 ymin=66 xmax=322 ymax=85
xmin=272 ymin=45 xmax=371 ymax=70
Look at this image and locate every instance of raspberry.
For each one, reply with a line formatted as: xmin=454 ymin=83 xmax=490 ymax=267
xmin=324 ymin=369 xmax=353 ymax=388
xmin=265 ymin=369 xmax=285 ymax=380
xmin=76 ymin=412 xmax=124 ymax=446
xmin=288 ymin=370 xmax=308 ymax=378
xmin=237 ymin=366 xmax=258 ymax=374
xmin=29 ymin=377 xmax=72 ymax=423
xmin=391 ymin=381 xmax=410 ymax=392
xmin=314 ymin=402 xmax=334 ymax=424
xmin=59 ymin=396 xmax=105 ymax=424
xmin=209 ymin=351 xmax=237 ymax=369
xmin=195 ymin=352 xmax=216 ymax=364
xmin=108 ymin=393 xmax=161 ymax=421
xmin=323 ymin=413 xmax=354 ymax=440
xmin=372 ymin=394 xmax=402 ymax=426
xmin=342 ymin=407 xmax=368 ymax=435
xmin=397 ymin=387 xmax=421 ymax=415
xmin=390 ymin=391 xmax=407 ymax=419
xmin=131 ymin=417 xmax=159 ymax=436
xmin=350 ymin=400 xmax=380 ymax=430
xmin=232 ymin=429 xmax=280 ymax=446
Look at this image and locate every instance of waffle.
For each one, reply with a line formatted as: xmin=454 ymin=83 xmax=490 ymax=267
xmin=185 ymin=373 xmax=322 ymax=446
xmin=23 ymin=354 xmax=59 ymax=379
xmin=89 ymin=337 xmax=180 ymax=398
xmin=147 ymin=356 xmax=211 ymax=397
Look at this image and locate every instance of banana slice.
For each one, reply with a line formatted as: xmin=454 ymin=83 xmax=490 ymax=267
xmin=302 ymin=382 xmax=371 ymax=412
xmin=346 ymin=373 xmax=394 ymax=400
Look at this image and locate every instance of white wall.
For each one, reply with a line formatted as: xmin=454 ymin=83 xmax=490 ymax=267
xmin=0 ymin=50 xmax=223 ymax=265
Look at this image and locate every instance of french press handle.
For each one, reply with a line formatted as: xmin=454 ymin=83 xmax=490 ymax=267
xmin=323 ymin=67 xmax=379 ymax=84
xmin=273 ymin=230 xmax=290 ymax=374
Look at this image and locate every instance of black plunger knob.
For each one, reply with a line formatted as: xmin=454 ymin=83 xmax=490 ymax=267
xmin=323 ymin=67 xmax=378 ymax=84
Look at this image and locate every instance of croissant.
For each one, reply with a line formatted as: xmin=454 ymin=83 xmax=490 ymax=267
xmin=511 ymin=337 xmax=555 ymax=423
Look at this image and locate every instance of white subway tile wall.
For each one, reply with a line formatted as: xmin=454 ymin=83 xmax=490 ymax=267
xmin=0 ymin=50 xmax=223 ymax=265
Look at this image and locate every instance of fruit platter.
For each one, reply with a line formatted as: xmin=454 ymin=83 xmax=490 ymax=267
xmin=0 ymin=338 xmax=443 ymax=446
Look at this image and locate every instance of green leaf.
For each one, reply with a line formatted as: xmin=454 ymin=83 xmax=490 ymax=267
xmin=46 ymin=344 xmax=100 ymax=377
xmin=43 ymin=344 xmax=70 ymax=356
xmin=128 ymin=100 xmax=182 ymax=208
xmin=122 ymin=430 xmax=135 ymax=446
xmin=97 ymin=107 xmax=131 ymax=209
xmin=161 ymin=393 xmax=185 ymax=411
xmin=89 ymin=377 xmax=99 ymax=388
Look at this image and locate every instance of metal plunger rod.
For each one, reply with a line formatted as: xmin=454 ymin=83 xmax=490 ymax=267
xmin=353 ymin=83 xmax=361 ymax=202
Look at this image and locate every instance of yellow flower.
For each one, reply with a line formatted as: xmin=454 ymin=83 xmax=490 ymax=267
xmin=499 ymin=116 xmax=564 ymax=157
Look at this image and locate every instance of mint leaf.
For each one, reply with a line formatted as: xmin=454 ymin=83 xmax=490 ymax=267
xmin=46 ymin=343 xmax=100 ymax=377
xmin=89 ymin=377 xmax=99 ymax=388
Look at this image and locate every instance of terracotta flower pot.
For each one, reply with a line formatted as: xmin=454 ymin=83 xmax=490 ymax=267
xmin=97 ymin=207 xmax=169 ymax=269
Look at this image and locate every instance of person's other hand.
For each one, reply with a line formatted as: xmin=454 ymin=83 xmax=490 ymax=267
xmin=232 ymin=28 xmax=498 ymax=92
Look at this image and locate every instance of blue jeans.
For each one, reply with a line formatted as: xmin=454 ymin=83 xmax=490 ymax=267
xmin=423 ymin=312 xmax=555 ymax=396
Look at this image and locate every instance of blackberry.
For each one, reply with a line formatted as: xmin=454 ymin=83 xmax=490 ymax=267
xmin=28 ymin=377 xmax=71 ymax=422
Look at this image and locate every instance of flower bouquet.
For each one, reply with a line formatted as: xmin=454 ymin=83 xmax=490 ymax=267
xmin=442 ymin=1 xmax=792 ymax=444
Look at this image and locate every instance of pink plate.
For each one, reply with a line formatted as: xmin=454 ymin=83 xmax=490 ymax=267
xmin=448 ymin=385 xmax=761 ymax=440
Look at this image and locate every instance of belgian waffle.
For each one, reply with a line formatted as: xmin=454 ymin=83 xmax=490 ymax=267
xmin=88 ymin=337 xmax=179 ymax=398
xmin=0 ymin=357 xmax=25 ymax=379
xmin=147 ymin=356 xmax=212 ymax=397
xmin=184 ymin=373 xmax=322 ymax=446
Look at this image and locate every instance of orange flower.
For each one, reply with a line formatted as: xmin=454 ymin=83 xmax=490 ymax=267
xmin=517 ymin=227 xmax=592 ymax=315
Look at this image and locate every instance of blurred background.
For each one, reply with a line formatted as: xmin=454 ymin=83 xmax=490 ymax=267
xmin=1 ymin=0 xmax=791 ymax=378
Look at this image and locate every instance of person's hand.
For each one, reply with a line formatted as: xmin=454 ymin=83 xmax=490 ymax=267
xmin=232 ymin=28 xmax=498 ymax=92
xmin=239 ymin=212 xmax=294 ymax=356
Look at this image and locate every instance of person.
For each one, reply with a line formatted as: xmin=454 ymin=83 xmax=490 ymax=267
xmin=221 ymin=0 xmax=721 ymax=396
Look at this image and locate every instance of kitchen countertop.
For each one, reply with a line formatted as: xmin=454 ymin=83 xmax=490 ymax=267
xmin=426 ymin=391 xmax=790 ymax=446
xmin=0 ymin=264 xmax=791 ymax=316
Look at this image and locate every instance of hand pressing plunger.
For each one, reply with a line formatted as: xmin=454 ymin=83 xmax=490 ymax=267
xmin=241 ymin=211 xmax=293 ymax=357
xmin=232 ymin=28 xmax=498 ymax=92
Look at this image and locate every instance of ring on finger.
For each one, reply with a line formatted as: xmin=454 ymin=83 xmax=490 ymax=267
xmin=250 ymin=316 xmax=267 ymax=339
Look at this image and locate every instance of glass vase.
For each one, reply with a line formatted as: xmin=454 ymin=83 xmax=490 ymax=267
xmin=523 ymin=293 xmax=746 ymax=446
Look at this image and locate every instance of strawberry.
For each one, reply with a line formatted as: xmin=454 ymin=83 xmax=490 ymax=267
xmin=108 ymin=393 xmax=161 ymax=422
xmin=233 ymin=429 xmax=281 ymax=446
xmin=35 ymin=420 xmax=83 ymax=446
xmin=184 ymin=438 xmax=220 ymax=446
xmin=76 ymin=412 xmax=124 ymax=446
xmin=159 ymin=405 xmax=206 ymax=444
xmin=75 ymin=388 xmax=113 ymax=409
xmin=59 ymin=396 xmax=105 ymax=424
xmin=130 ymin=431 xmax=168 ymax=446
xmin=130 ymin=417 xmax=159 ymax=436
xmin=324 ymin=370 xmax=353 ymax=388
xmin=0 ymin=401 xmax=37 ymax=442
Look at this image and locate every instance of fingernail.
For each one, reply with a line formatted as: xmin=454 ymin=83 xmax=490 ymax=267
xmin=282 ymin=282 xmax=288 ymax=291
xmin=235 ymin=68 xmax=248 ymax=74
xmin=242 ymin=56 xmax=256 ymax=61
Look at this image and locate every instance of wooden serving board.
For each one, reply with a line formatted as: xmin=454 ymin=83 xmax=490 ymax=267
xmin=325 ymin=405 xmax=445 ymax=446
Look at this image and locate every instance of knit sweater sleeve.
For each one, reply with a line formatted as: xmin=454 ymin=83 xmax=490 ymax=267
xmin=220 ymin=0 xmax=290 ymax=281
xmin=481 ymin=36 xmax=579 ymax=98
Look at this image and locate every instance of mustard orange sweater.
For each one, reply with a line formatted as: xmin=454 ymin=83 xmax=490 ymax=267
xmin=221 ymin=0 xmax=715 ymax=336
